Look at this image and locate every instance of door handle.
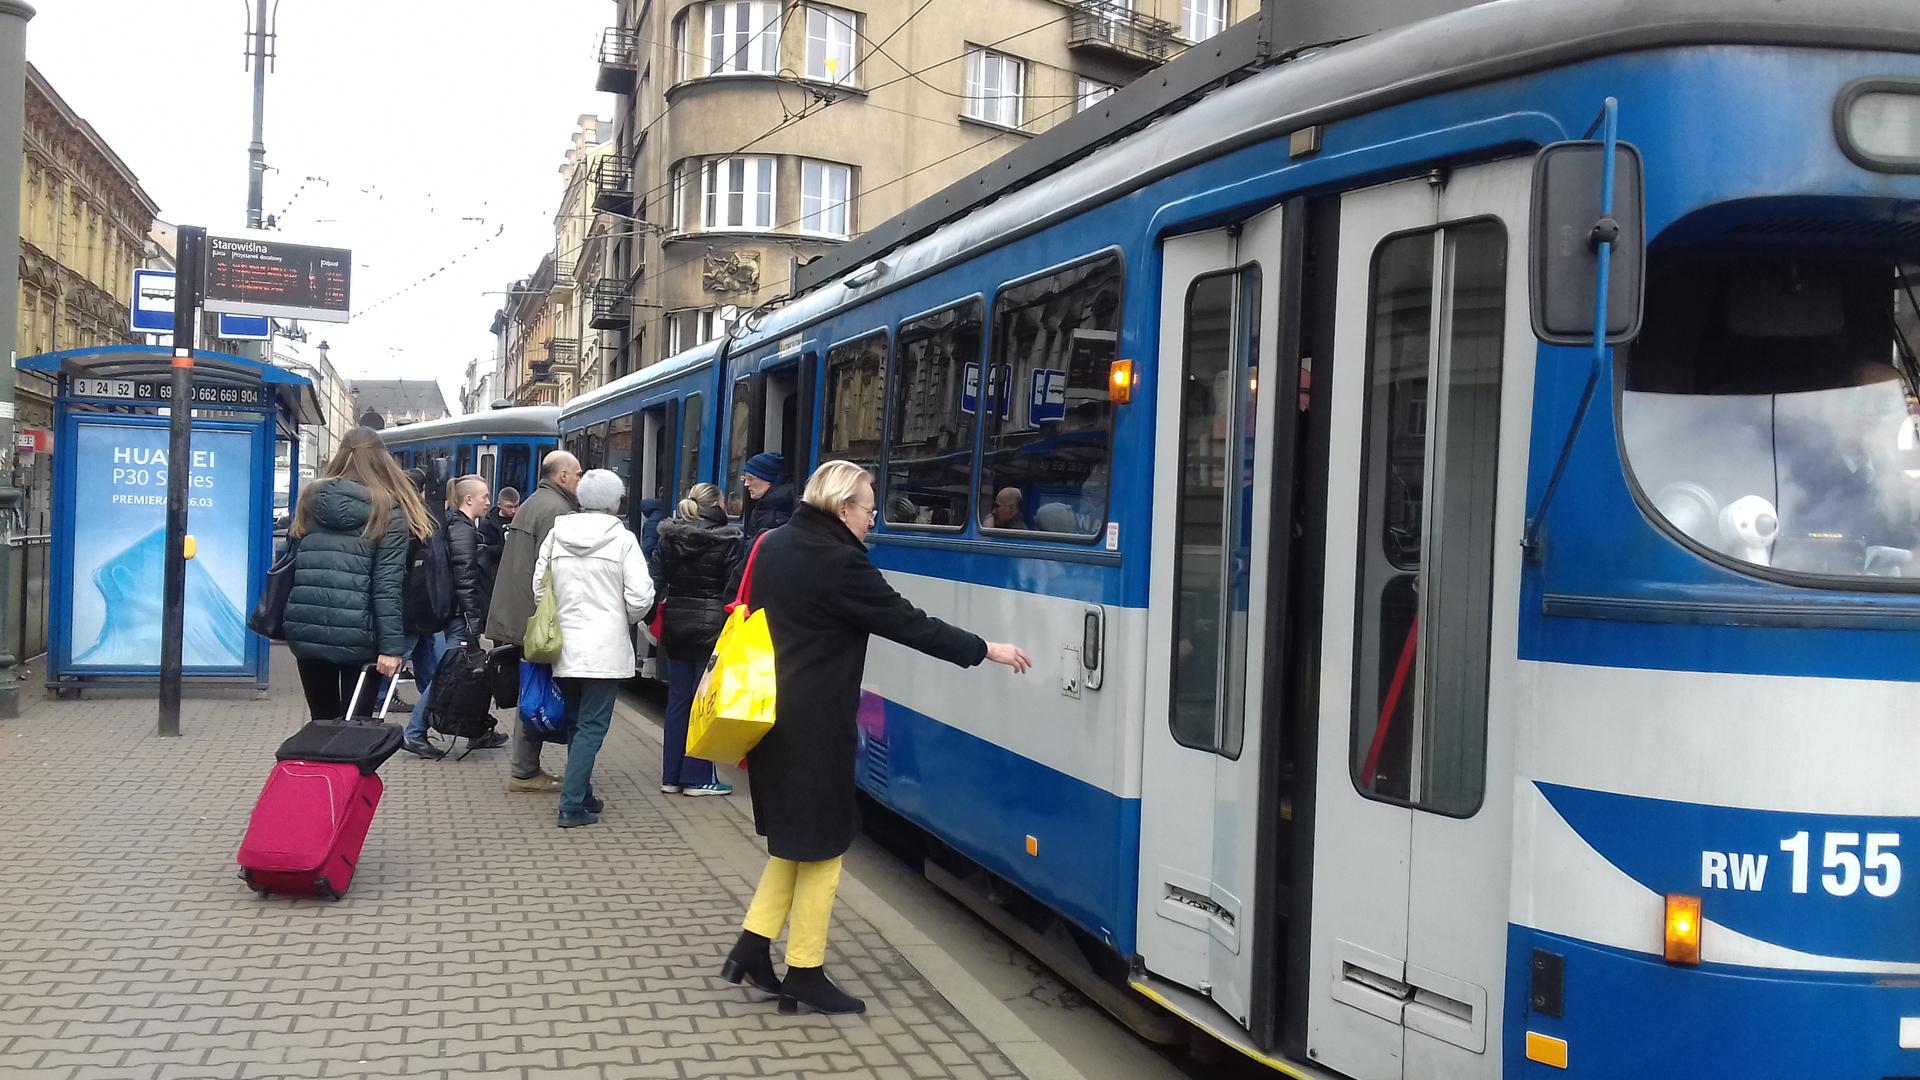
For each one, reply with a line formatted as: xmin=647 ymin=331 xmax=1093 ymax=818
xmin=1403 ymin=963 xmax=1486 ymax=1053
xmin=1082 ymin=605 xmax=1105 ymax=690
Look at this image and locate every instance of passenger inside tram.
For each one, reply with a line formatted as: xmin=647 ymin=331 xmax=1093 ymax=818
xmin=1621 ymin=251 xmax=1920 ymax=577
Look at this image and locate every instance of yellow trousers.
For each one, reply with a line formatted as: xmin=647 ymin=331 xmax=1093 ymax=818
xmin=742 ymin=855 xmax=844 ymax=968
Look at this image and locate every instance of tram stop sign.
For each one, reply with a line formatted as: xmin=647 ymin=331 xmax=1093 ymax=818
xmin=202 ymin=235 xmax=352 ymax=323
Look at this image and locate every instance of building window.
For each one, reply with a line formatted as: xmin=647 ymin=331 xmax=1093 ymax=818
xmin=674 ymin=10 xmax=693 ymax=81
xmin=706 ymin=0 xmax=780 ymax=75
xmin=1183 ymin=0 xmax=1226 ymax=42
xmin=702 ymin=156 xmax=776 ymax=231
xmin=670 ymin=161 xmax=691 ymax=231
xmin=964 ymin=47 xmax=1025 ymax=128
xmin=805 ymin=5 xmax=858 ymax=85
xmin=1076 ymin=78 xmax=1116 ymax=112
xmin=665 ymin=312 xmax=683 ymax=357
xmin=800 ymin=160 xmax=852 ymax=238
xmin=694 ymin=307 xmax=724 ymax=345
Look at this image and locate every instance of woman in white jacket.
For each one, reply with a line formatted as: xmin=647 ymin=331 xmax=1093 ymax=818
xmin=532 ymin=469 xmax=655 ymax=828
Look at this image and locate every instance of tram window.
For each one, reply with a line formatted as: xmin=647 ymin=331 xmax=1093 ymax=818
xmin=822 ymin=333 xmax=888 ymax=476
xmin=639 ymin=405 xmax=672 ymax=506
xmin=457 ymin=445 xmax=472 ymax=476
xmin=887 ymin=304 xmax=982 ymax=528
xmin=727 ymin=376 xmax=757 ymax=516
xmin=1353 ymin=222 xmax=1504 ymax=817
xmin=982 ymin=254 xmax=1122 ymax=537
xmin=478 ymin=448 xmax=496 ymax=488
xmin=1169 ymin=269 xmax=1260 ymax=758
xmin=1622 ymin=253 xmax=1920 ymax=583
xmin=682 ymin=393 xmax=704 ymax=491
xmin=607 ymin=415 xmax=634 ymax=486
xmin=498 ymin=445 xmax=531 ymax=496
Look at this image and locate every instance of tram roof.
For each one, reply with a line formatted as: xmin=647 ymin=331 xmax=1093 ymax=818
xmin=567 ymin=0 xmax=1920 ymax=428
xmin=376 ymin=405 xmax=560 ymax=446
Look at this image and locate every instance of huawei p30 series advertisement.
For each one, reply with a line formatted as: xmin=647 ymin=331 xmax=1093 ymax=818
xmin=67 ymin=419 xmax=256 ymax=672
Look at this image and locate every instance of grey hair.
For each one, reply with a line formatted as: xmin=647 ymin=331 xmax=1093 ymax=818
xmin=802 ymin=459 xmax=872 ymax=514
xmin=575 ymin=469 xmax=625 ymax=511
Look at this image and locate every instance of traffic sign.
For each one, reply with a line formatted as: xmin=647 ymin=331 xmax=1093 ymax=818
xmin=203 ymin=235 xmax=351 ymax=323
xmin=128 ymin=270 xmax=273 ymax=340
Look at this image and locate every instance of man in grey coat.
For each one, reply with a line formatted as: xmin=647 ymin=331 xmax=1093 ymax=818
xmin=487 ymin=449 xmax=582 ymax=792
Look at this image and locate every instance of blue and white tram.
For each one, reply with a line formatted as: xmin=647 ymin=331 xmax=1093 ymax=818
xmin=375 ymin=406 xmax=559 ymax=515
xmin=563 ymin=0 xmax=1920 ymax=1073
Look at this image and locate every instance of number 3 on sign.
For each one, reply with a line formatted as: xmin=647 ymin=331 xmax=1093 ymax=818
xmin=1780 ymin=831 xmax=1901 ymax=898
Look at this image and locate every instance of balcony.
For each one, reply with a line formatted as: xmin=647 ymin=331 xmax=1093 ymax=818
xmin=590 ymin=280 xmax=630 ymax=329
xmin=1067 ymin=1 xmax=1178 ymax=64
xmin=592 ymin=156 xmax=634 ymax=215
xmin=595 ymin=27 xmax=640 ymax=94
xmin=546 ymin=336 xmax=582 ymax=370
xmin=552 ymin=258 xmax=576 ymax=297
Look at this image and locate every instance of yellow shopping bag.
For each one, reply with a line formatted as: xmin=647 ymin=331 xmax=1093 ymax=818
xmin=687 ymin=536 xmax=776 ymax=761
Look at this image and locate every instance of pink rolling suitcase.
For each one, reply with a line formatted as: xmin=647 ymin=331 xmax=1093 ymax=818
xmin=237 ymin=671 xmax=398 ymax=900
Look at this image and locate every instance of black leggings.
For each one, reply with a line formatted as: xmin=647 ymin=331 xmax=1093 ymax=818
xmin=295 ymin=658 xmax=376 ymax=721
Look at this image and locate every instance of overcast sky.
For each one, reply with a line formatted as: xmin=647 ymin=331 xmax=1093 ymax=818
xmin=27 ymin=1 xmax=611 ymax=412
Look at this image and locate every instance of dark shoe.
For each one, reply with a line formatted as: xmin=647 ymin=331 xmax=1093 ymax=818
xmin=400 ymin=736 xmax=444 ymax=760
xmin=386 ymin=697 xmax=415 ymax=713
xmin=777 ymin=965 xmax=865 ymax=1014
xmin=720 ymin=931 xmax=781 ymax=996
xmin=468 ymin=730 xmax=510 ymax=750
xmin=557 ymin=810 xmax=600 ymax=829
xmin=582 ymin=794 xmax=605 ymax=814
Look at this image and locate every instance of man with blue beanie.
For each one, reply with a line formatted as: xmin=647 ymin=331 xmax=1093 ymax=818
xmin=730 ymin=451 xmax=794 ymax=593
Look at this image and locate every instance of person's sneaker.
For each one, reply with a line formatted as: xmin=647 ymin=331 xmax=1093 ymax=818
xmin=401 ymin=736 xmax=444 ymax=760
xmin=682 ymin=782 xmax=733 ymax=798
xmin=508 ymin=772 xmax=563 ymax=793
xmin=468 ymin=730 xmax=510 ymax=750
xmin=660 ymin=783 xmax=684 ymax=795
xmin=557 ymin=810 xmax=600 ymax=829
xmin=386 ymin=697 xmax=415 ymax=713
xmin=582 ymin=794 xmax=605 ymax=814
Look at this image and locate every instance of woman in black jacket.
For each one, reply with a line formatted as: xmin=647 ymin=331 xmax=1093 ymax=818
xmin=719 ymin=461 xmax=1030 ymax=1015
xmin=648 ymin=482 xmax=742 ymax=796
xmin=283 ymin=427 xmax=437 ymax=721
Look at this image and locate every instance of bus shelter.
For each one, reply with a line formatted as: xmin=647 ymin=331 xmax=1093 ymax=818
xmin=21 ymin=345 xmax=322 ymax=696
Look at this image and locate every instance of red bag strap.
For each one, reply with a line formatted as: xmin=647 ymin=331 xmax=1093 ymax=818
xmin=733 ymin=534 xmax=767 ymax=610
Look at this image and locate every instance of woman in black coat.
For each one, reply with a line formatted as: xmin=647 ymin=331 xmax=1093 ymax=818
xmin=719 ymin=460 xmax=1030 ymax=1015
xmin=647 ymin=482 xmax=741 ymax=796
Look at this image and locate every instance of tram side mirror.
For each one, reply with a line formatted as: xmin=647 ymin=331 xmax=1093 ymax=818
xmin=1530 ymin=140 xmax=1646 ymax=346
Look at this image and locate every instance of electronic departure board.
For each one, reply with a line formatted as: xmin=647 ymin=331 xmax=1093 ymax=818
xmin=202 ymin=235 xmax=352 ymax=323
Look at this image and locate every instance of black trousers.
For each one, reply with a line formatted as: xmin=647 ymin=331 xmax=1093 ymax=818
xmin=295 ymin=658 xmax=375 ymax=721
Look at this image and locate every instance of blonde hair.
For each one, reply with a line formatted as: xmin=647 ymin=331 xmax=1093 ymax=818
xmin=678 ymin=482 xmax=723 ymax=520
xmin=802 ymin=459 xmax=872 ymax=515
xmin=292 ymin=427 xmax=436 ymax=541
xmin=449 ymin=474 xmax=488 ymax=506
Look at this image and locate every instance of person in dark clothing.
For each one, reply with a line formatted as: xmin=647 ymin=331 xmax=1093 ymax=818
xmin=476 ymin=485 xmax=518 ymax=610
xmin=727 ymin=452 xmax=794 ymax=594
xmin=647 ymin=482 xmax=742 ymax=796
xmin=403 ymin=474 xmax=507 ymax=758
xmin=638 ymin=496 xmax=668 ymax=562
xmin=284 ymin=428 xmax=437 ymax=721
xmin=718 ymin=461 xmax=1030 ymax=1016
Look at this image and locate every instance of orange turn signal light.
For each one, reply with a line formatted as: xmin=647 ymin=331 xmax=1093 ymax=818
xmin=1664 ymin=893 xmax=1701 ymax=965
xmin=1109 ymin=359 xmax=1135 ymax=404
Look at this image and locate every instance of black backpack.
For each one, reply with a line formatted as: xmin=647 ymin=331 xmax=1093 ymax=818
xmin=402 ymin=524 xmax=453 ymax=636
xmin=425 ymin=646 xmax=497 ymax=741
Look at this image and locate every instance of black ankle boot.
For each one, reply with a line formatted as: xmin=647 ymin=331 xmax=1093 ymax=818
xmin=719 ymin=931 xmax=781 ymax=995
xmin=777 ymin=965 xmax=865 ymax=1015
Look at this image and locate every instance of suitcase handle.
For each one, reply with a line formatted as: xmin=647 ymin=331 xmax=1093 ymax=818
xmin=346 ymin=666 xmax=401 ymax=722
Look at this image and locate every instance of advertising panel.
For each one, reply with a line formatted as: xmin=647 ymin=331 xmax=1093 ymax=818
xmin=66 ymin=419 xmax=256 ymax=672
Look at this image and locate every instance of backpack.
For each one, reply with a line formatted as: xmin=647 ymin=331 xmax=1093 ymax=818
xmin=424 ymin=646 xmax=497 ymax=742
xmin=402 ymin=524 xmax=453 ymax=636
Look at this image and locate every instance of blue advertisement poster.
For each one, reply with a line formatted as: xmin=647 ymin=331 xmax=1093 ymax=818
xmin=66 ymin=419 xmax=256 ymax=672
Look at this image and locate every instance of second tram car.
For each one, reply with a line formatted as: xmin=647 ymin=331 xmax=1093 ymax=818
xmin=562 ymin=1 xmax=1920 ymax=1074
xmin=375 ymin=406 xmax=559 ymax=515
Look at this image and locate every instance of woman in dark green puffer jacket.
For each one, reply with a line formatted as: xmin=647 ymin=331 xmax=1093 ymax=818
xmin=284 ymin=427 xmax=437 ymax=721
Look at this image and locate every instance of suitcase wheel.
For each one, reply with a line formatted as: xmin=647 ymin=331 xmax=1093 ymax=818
xmin=315 ymin=877 xmax=339 ymax=901
xmin=238 ymin=869 xmax=269 ymax=898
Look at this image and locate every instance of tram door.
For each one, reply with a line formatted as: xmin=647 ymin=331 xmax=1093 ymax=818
xmin=1306 ymin=160 xmax=1531 ymax=1080
xmin=1138 ymin=206 xmax=1286 ymax=1031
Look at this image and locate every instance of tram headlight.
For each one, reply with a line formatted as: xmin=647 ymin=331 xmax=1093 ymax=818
xmin=1836 ymin=79 xmax=1920 ymax=173
xmin=1663 ymin=893 xmax=1702 ymax=965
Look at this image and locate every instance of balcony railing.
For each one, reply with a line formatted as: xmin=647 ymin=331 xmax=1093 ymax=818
xmin=596 ymin=27 xmax=640 ymax=94
xmin=590 ymin=280 xmax=630 ymax=329
xmin=552 ymin=258 xmax=576 ymax=296
xmin=546 ymin=336 xmax=581 ymax=368
xmin=592 ymin=156 xmax=634 ymax=215
xmin=1067 ymin=1 xmax=1178 ymax=64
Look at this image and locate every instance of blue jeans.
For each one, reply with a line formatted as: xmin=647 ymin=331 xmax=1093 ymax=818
xmin=664 ymin=658 xmax=718 ymax=788
xmin=399 ymin=632 xmax=451 ymax=740
xmin=557 ymin=678 xmax=616 ymax=818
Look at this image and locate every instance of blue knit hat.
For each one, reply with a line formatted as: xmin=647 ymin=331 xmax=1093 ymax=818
xmin=743 ymin=452 xmax=785 ymax=483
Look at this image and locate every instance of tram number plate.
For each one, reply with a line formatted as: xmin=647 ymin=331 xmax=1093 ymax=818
xmin=1702 ymin=831 xmax=1902 ymax=898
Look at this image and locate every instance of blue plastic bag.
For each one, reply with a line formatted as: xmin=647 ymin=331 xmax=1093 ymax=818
xmin=518 ymin=661 xmax=570 ymax=743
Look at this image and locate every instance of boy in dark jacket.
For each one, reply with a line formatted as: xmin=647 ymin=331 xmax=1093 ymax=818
xmin=728 ymin=452 xmax=793 ymax=594
xmin=404 ymin=474 xmax=506 ymax=757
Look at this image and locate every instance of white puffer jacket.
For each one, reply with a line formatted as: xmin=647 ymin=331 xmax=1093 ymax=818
xmin=531 ymin=512 xmax=655 ymax=679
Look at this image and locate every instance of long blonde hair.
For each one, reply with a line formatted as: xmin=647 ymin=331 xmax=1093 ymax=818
xmin=292 ymin=427 xmax=437 ymax=541
xmin=677 ymin=482 xmax=723 ymax=520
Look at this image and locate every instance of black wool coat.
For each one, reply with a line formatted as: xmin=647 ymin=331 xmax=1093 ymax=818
xmin=648 ymin=505 xmax=742 ymax=663
xmin=745 ymin=503 xmax=987 ymax=862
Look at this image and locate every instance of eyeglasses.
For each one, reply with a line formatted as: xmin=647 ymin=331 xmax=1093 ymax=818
xmin=849 ymin=502 xmax=877 ymax=522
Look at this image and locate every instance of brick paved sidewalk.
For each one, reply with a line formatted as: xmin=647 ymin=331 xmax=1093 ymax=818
xmin=0 ymin=649 xmax=1029 ymax=1080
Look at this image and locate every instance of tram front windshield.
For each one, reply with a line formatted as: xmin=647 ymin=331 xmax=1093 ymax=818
xmin=1622 ymin=252 xmax=1920 ymax=581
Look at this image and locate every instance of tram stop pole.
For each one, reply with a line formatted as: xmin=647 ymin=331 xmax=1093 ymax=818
xmin=0 ymin=2 xmax=35 ymax=721
xmin=158 ymin=226 xmax=206 ymax=737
